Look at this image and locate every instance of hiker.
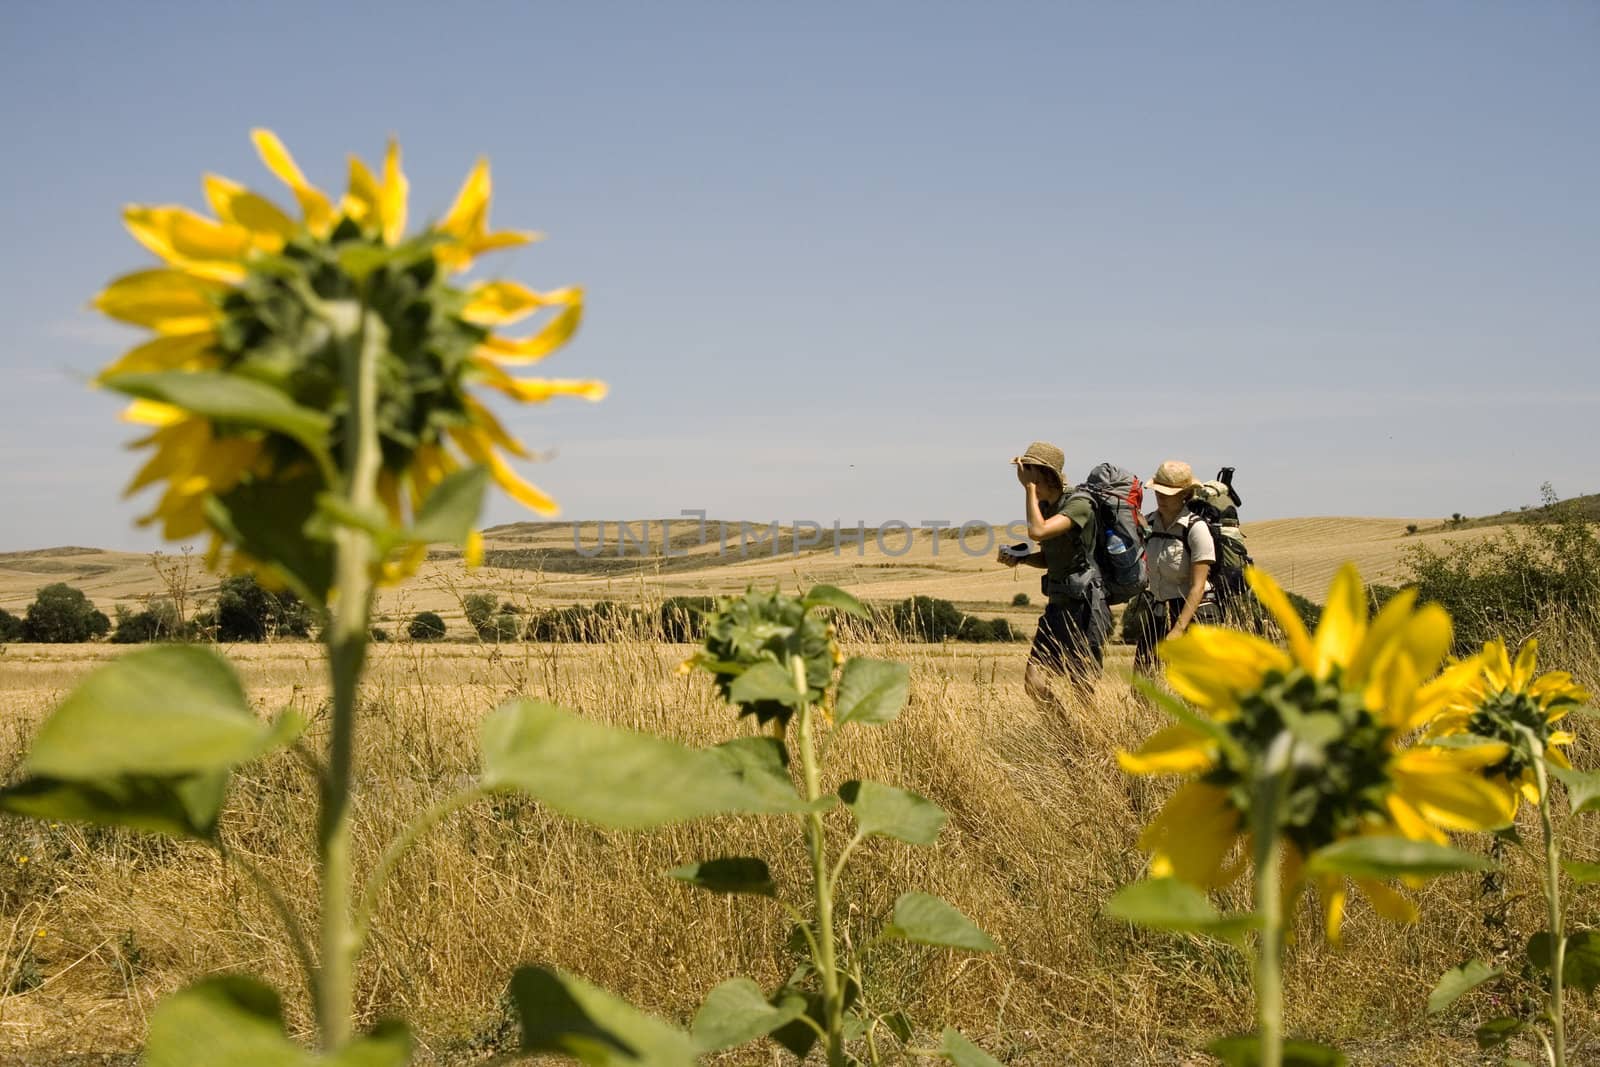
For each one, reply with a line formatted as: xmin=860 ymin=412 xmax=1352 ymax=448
xmin=996 ymin=442 xmax=1112 ymax=712
xmin=1132 ymin=460 xmax=1220 ymax=674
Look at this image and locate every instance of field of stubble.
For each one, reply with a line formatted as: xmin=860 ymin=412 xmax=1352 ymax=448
xmin=2 ymin=631 xmax=1596 ymax=1066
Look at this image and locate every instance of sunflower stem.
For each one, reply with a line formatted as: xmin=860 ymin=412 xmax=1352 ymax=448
xmin=317 ymin=301 xmax=384 ymax=1049
xmin=1529 ymin=736 xmax=1567 ymax=1067
xmin=1251 ymin=735 xmax=1291 ymax=1067
xmin=794 ymin=654 xmax=846 ymax=1067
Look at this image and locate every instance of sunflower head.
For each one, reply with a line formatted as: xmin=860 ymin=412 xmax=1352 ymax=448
xmin=93 ymin=130 xmax=604 ymax=597
xmin=1120 ymin=563 xmax=1515 ymax=936
xmin=1430 ymin=638 xmax=1592 ymax=803
xmin=687 ymin=588 xmax=842 ymax=728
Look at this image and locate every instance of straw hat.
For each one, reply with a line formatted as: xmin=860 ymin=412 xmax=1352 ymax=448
xmin=1149 ymin=460 xmax=1197 ymax=496
xmin=1011 ymin=441 xmax=1065 ymax=480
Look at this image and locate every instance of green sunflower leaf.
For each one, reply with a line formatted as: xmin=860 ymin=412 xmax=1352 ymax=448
xmin=1103 ymin=878 xmax=1258 ymax=945
xmin=406 ymin=465 xmax=490 ymax=547
xmin=728 ymin=661 xmax=807 ymax=708
xmin=508 ymin=966 xmax=698 ymax=1065
xmin=0 ymin=771 xmax=228 ymax=840
xmin=1204 ymin=1034 xmax=1348 ymax=1066
xmin=668 ymin=857 xmax=776 ymax=897
xmin=801 ymin=584 xmax=870 ymax=619
xmin=20 ymin=646 xmax=296 ymax=780
xmin=881 ymin=892 xmax=997 ymax=952
xmin=690 ymin=976 xmax=805 ymax=1053
xmin=142 ymin=975 xmax=411 ymax=1066
xmin=1305 ymin=836 xmax=1495 ymax=879
xmin=1527 ymin=929 xmax=1600 ymax=993
xmin=1427 ymin=960 xmax=1503 ymax=1015
xmin=1563 ymin=861 xmax=1600 ymax=885
xmin=834 ymin=658 xmax=912 ymax=727
xmin=839 ymin=779 xmax=945 ymax=845
xmin=1550 ymin=764 xmax=1600 ymax=816
xmin=1473 ymin=1016 xmax=1525 ymax=1049
xmin=477 ymin=699 xmax=810 ymax=828
xmin=102 ymin=370 xmax=331 ymax=459
xmin=937 ymin=1027 xmax=1005 ymax=1067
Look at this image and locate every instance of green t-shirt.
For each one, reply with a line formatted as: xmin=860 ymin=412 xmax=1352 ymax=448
xmin=1040 ymin=491 xmax=1097 ymax=590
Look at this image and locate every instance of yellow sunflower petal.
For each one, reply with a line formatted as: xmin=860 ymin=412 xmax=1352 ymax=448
xmin=1395 ymin=603 xmax=1454 ymax=683
xmin=1408 ymin=654 xmax=1489 ymax=732
xmin=344 ymin=154 xmax=382 ymax=228
xmin=1386 ymin=794 xmax=1447 ymax=845
xmin=380 ymin=137 xmax=407 ymax=246
xmin=1346 ymin=587 xmax=1419 ymax=688
xmin=121 ymin=400 xmax=186 ymax=427
xmin=1313 ymin=563 xmax=1367 ymax=677
xmin=1392 ymin=764 xmax=1517 ymax=833
xmin=98 ymin=331 xmax=218 ymax=379
xmin=439 ymin=157 xmax=491 ymax=237
xmin=1246 ymin=567 xmax=1315 ymax=674
xmin=450 ymin=428 xmax=559 ymax=515
xmin=251 ymin=128 xmax=333 ymax=236
xmin=1511 ymin=639 xmax=1540 ymax=691
xmin=202 ymin=174 xmax=294 ymax=247
xmin=1159 ymin=626 xmax=1290 ymax=713
xmin=462 ymin=396 xmax=531 ymax=459
xmin=123 ymin=206 xmax=253 ymax=282
xmin=478 ymin=293 xmax=585 ymax=364
xmin=464 ymin=529 xmax=485 ymax=568
xmin=1318 ymin=874 xmax=1348 ymax=943
xmin=1355 ymin=878 xmax=1418 ymax=924
xmin=1482 ymin=639 xmax=1513 ymax=691
xmin=1138 ymin=782 xmax=1243 ymax=889
xmin=1116 ymin=724 xmax=1218 ymax=775
xmin=93 ymin=269 xmax=226 ymax=333
xmin=461 ymin=281 xmax=566 ymax=326
xmin=469 ymin=355 xmax=607 ymax=404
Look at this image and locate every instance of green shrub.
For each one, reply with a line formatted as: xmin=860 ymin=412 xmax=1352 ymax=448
xmin=658 ymin=596 xmax=714 ymax=642
xmin=886 ymin=595 xmax=966 ymax=641
xmin=21 ymin=583 xmax=110 ymax=643
xmin=1011 ymin=592 xmax=1031 ymax=607
xmin=111 ymin=599 xmax=183 ymax=644
xmin=213 ymin=574 xmax=311 ymax=642
xmin=1403 ymin=485 xmax=1600 ymax=654
xmin=527 ymin=601 xmax=627 ymax=642
xmin=407 ymin=611 xmax=447 ymax=641
xmin=1283 ymin=590 xmax=1323 ymax=632
xmin=462 ymin=593 xmax=497 ymax=637
xmin=958 ymin=616 xmax=1015 ymax=642
xmin=0 ymin=608 xmax=22 ymax=642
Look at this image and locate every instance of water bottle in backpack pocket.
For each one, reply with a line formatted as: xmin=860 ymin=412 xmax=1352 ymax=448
xmin=1073 ymin=462 xmax=1148 ymax=606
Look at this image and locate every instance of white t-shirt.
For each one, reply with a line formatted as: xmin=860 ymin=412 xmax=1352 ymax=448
xmin=1146 ymin=511 xmax=1215 ymax=602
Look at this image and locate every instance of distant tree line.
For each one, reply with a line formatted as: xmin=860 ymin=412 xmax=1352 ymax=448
xmin=0 ymin=575 xmax=310 ymax=644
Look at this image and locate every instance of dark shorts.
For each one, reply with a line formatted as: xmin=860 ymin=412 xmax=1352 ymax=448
xmin=1132 ymin=595 xmax=1223 ymax=672
xmin=1029 ymin=598 xmax=1108 ymax=682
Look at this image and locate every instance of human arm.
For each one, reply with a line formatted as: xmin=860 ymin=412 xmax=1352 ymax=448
xmin=1167 ymin=521 xmax=1217 ymax=637
xmin=1023 ymin=481 xmax=1075 ymax=542
xmin=1168 ymin=560 xmax=1212 ymax=637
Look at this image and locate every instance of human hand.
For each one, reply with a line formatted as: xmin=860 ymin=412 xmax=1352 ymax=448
xmin=1014 ymin=463 xmax=1034 ymax=487
xmin=997 ymin=547 xmax=1021 ymax=568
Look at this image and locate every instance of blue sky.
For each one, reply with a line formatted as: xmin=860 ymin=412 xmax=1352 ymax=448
xmin=1 ymin=2 xmax=1596 ymax=551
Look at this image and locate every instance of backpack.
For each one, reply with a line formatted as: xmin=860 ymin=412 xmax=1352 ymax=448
xmin=1186 ymin=469 xmax=1261 ymax=629
xmin=1068 ymin=462 xmax=1148 ymax=605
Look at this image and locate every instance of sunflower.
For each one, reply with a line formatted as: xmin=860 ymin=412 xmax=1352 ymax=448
xmin=92 ymin=129 xmax=603 ymax=587
xmin=1120 ymin=564 xmax=1516 ymax=939
xmin=1426 ymin=638 xmax=1592 ymax=808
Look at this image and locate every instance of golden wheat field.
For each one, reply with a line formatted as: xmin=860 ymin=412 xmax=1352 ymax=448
xmin=2 ymin=517 xmax=1595 ymax=1065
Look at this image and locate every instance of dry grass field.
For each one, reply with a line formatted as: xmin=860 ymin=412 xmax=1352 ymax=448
xmin=2 ymin=516 xmax=1596 ymax=1065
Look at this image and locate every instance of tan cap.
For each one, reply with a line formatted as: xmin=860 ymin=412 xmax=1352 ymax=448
xmin=1149 ymin=460 xmax=1196 ymax=496
xmin=1011 ymin=441 xmax=1065 ymax=479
